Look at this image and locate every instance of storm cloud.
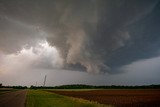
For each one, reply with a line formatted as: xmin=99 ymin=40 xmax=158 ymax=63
xmin=0 ymin=0 xmax=160 ymax=75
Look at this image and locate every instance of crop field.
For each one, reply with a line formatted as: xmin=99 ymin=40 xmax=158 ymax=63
xmin=49 ymin=89 xmax=160 ymax=107
xmin=26 ymin=90 xmax=111 ymax=107
xmin=1 ymin=89 xmax=160 ymax=107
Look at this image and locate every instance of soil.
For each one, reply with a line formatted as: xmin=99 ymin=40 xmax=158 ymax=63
xmin=50 ymin=89 xmax=160 ymax=107
xmin=0 ymin=90 xmax=27 ymax=107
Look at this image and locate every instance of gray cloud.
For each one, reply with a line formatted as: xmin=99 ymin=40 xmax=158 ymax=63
xmin=45 ymin=0 xmax=159 ymax=73
xmin=118 ymin=56 xmax=160 ymax=84
xmin=0 ymin=0 xmax=159 ymax=74
xmin=0 ymin=15 xmax=45 ymax=53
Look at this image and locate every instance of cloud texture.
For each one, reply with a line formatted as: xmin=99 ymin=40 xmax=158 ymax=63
xmin=0 ymin=0 xmax=160 ymax=74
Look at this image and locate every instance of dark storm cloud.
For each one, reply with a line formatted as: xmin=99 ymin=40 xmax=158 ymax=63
xmin=107 ymin=1 xmax=160 ymax=69
xmin=0 ymin=0 xmax=160 ymax=73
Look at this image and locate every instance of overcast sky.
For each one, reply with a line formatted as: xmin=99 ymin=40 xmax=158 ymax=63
xmin=0 ymin=0 xmax=160 ymax=86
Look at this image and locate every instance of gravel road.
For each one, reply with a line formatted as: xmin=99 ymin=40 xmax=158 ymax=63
xmin=0 ymin=90 xmax=27 ymax=107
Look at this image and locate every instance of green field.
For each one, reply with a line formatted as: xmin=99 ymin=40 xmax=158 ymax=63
xmin=26 ymin=90 xmax=110 ymax=107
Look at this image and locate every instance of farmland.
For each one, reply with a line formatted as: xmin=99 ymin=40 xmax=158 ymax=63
xmin=49 ymin=89 xmax=160 ymax=107
xmin=0 ymin=88 xmax=160 ymax=107
xmin=26 ymin=90 xmax=110 ymax=107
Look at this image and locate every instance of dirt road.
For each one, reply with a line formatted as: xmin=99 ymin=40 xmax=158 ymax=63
xmin=0 ymin=90 xmax=27 ymax=107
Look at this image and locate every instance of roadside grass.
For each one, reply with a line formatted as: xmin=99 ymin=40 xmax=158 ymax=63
xmin=26 ymin=90 xmax=112 ymax=107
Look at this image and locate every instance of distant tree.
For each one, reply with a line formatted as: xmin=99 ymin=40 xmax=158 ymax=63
xmin=0 ymin=83 xmax=2 ymax=88
xmin=12 ymin=86 xmax=27 ymax=89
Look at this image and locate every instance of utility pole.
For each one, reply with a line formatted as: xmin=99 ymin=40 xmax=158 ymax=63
xmin=43 ymin=75 xmax=47 ymax=87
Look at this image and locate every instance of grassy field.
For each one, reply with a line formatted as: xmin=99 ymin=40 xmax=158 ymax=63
xmin=26 ymin=90 xmax=111 ymax=107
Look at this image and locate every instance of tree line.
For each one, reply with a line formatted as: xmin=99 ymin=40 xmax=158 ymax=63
xmin=29 ymin=84 xmax=160 ymax=89
xmin=0 ymin=84 xmax=27 ymax=89
xmin=1 ymin=83 xmax=160 ymax=89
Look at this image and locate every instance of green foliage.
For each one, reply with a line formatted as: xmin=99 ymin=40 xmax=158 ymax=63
xmin=26 ymin=90 xmax=109 ymax=107
xmin=12 ymin=86 xmax=27 ymax=89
